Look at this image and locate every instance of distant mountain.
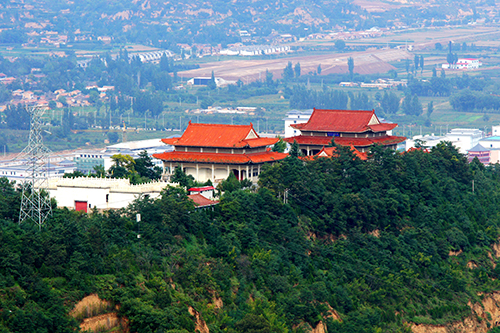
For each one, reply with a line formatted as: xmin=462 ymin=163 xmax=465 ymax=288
xmin=0 ymin=0 xmax=496 ymax=47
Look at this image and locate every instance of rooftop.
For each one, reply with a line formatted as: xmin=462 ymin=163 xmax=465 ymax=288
xmin=291 ymin=108 xmax=397 ymax=133
xmin=468 ymin=144 xmax=490 ymax=152
xmin=153 ymin=150 xmax=288 ymax=164
xmin=161 ymin=122 xmax=278 ymax=148
xmin=481 ymin=136 xmax=500 ymax=141
xmin=188 ymin=193 xmax=219 ymax=208
xmin=285 ymin=135 xmax=406 ymax=147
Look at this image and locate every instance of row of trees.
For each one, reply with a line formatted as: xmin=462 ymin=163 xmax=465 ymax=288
xmin=288 ymin=85 xmax=424 ymax=117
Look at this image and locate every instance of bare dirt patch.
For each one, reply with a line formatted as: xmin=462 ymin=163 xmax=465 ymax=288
xmin=69 ymin=294 xmax=113 ymax=320
xmin=70 ymin=294 xmax=128 ymax=332
xmin=411 ymin=292 xmax=500 ymax=333
xmin=80 ymin=313 xmax=128 ymax=333
xmin=178 ymin=49 xmax=410 ymax=83
xmin=188 ymin=306 xmax=210 ymax=333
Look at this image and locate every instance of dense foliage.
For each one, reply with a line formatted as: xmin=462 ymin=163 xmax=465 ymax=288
xmin=1 ymin=143 xmax=500 ymax=332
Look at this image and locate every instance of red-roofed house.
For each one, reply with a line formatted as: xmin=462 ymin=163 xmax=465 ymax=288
xmin=153 ymin=121 xmax=288 ymax=183
xmin=284 ymin=108 xmax=406 ymax=155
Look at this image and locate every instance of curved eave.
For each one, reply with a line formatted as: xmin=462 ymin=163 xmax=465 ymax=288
xmin=153 ymin=151 xmax=288 ymax=165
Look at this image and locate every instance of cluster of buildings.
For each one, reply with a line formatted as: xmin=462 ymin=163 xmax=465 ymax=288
xmin=339 ymin=79 xmax=407 ymax=89
xmin=7 ymin=106 xmax=500 ymax=213
xmin=152 ymin=109 xmax=405 ymax=185
xmin=0 ymin=86 xmax=115 ymax=111
xmin=405 ymin=126 xmax=500 ymax=166
xmin=442 ymin=58 xmax=482 ymax=70
xmin=219 ymin=44 xmax=291 ymax=57
xmin=187 ymin=106 xmax=258 ymax=115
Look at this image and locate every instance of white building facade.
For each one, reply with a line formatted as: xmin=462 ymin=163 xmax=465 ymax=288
xmin=47 ymin=177 xmax=172 ymax=211
xmin=283 ymin=109 xmax=313 ymax=138
xmin=406 ymin=129 xmax=484 ymax=154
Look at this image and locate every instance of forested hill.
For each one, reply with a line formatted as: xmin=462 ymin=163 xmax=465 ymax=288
xmin=2 ymin=143 xmax=500 ymax=332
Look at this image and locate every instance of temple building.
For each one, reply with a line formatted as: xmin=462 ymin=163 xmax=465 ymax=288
xmin=284 ymin=108 xmax=406 ymax=155
xmin=153 ymin=122 xmax=288 ymax=183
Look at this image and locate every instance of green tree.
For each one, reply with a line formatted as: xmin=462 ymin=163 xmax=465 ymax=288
xmin=5 ymin=104 xmax=30 ymax=130
xmin=380 ymin=91 xmax=400 ymax=114
xmin=265 ymin=70 xmax=273 ymax=86
xmin=347 ymin=57 xmax=354 ymax=80
xmin=272 ymin=138 xmax=287 ymax=153
xmin=289 ymin=140 xmax=301 ymax=157
xmin=217 ymin=172 xmax=241 ymax=193
xmin=283 ymin=61 xmax=294 ymax=81
xmin=109 ymin=153 xmax=135 ymax=178
xmin=170 ymin=166 xmax=195 ymax=188
xmin=208 ymin=71 xmax=217 ymax=90
xmin=317 ymin=64 xmax=322 ymax=75
xmin=93 ymin=165 xmax=106 ymax=177
xmin=294 ymin=62 xmax=301 ymax=78
xmin=335 ymin=39 xmax=346 ymax=50
xmin=134 ymin=150 xmax=161 ymax=181
xmin=427 ymin=101 xmax=434 ymax=118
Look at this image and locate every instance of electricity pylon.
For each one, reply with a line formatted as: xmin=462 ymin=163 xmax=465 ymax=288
xmin=18 ymin=105 xmax=52 ymax=230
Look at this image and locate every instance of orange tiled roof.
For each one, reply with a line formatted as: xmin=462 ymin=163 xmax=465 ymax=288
xmin=285 ymin=135 xmax=406 ymax=147
xmin=161 ymin=122 xmax=278 ymax=148
xmin=291 ymin=108 xmax=397 ymax=133
xmin=188 ymin=194 xmax=219 ymax=207
xmin=153 ymin=150 xmax=288 ymax=164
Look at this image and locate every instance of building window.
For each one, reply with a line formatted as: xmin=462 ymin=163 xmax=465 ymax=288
xmin=106 ymin=194 xmax=109 ymax=203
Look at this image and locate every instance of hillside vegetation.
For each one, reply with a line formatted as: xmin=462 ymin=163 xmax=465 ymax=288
xmin=1 ymin=143 xmax=500 ymax=332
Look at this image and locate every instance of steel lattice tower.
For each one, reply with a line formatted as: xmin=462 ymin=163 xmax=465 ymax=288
xmin=19 ymin=105 xmax=52 ymax=230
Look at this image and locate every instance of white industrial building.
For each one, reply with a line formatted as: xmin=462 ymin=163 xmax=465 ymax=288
xmin=186 ymin=77 xmax=236 ymax=87
xmin=283 ymin=109 xmax=313 ymax=138
xmin=219 ymin=45 xmax=290 ymax=56
xmin=47 ymin=177 xmax=172 ymax=212
xmin=442 ymin=58 xmax=482 ymax=70
xmin=406 ymin=128 xmax=484 ymax=154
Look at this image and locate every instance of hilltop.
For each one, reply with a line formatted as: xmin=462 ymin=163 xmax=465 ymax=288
xmin=2 ymin=144 xmax=500 ymax=332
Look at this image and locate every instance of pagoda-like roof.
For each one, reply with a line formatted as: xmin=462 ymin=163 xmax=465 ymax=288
xmin=291 ymin=108 xmax=397 ymax=133
xmin=285 ymin=135 xmax=406 ymax=147
xmin=161 ymin=122 xmax=278 ymax=148
xmin=153 ymin=150 xmax=288 ymax=165
xmin=468 ymin=144 xmax=490 ymax=152
xmin=301 ymin=146 xmax=368 ymax=161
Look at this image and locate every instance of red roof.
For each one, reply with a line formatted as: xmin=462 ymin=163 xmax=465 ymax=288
xmin=406 ymin=147 xmax=430 ymax=153
xmin=301 ymin=145 xmax=368 ymax=161
xmin=153 ymin=151 xmax=288 ymax=165
xmin=161 ymin=122 xmax=278 ymax=148
xmin=285 ymin=135 xmax=406 ymax=147
xmin=188 ymin=194 xmax=219 ymax=207
xmin=291 ymin=108 xmax=397 ymax=133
